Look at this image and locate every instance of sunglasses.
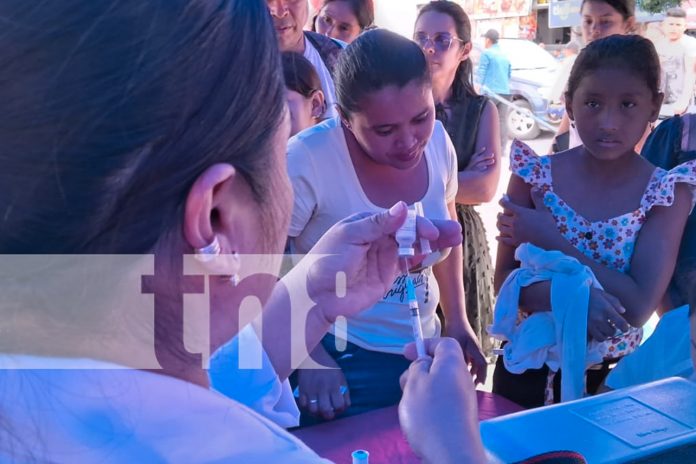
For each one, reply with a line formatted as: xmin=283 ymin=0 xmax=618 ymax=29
xmin=413 ymin=33 xmax=464 ymax=52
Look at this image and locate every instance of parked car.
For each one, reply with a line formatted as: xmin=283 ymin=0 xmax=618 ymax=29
xmin=472 ymin=39 xmax=561 ymax=140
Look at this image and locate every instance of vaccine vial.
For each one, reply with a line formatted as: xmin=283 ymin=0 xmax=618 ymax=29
xmin=352 ymin=449 xmax=369 ymax=464
xmin=395 ymin=204 xmax=417 ymax=258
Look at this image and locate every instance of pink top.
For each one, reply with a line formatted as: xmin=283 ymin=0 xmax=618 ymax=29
xmin=510 ymin=140 xmax=696 ymax=273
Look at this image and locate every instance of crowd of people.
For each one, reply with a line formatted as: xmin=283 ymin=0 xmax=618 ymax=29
xmin=551 ymin=0 xmax=696 ymax=151
xmin=0 ymin=0 xmax=695 ymax=462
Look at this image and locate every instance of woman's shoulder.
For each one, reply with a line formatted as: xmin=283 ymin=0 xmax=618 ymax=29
xmin=430 ymin=119 xmax=449 ymax=144
xmin=0 ymin=356 xmax=327 ymax=463
xmin=287 ymin=118 xmax=345 ymax=173
xmin=288 ymin=118 xmax=343 ymax=154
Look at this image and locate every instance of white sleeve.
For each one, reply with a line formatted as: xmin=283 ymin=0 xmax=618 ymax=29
xmin=287 ymin=137 xmax=319 ymax=238
xmin=208 ymin=325 xmax=300 ymax=428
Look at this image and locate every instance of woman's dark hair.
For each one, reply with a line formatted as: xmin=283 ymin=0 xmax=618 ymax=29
xmin=565 ymin=34 xmax=660 ymax=102
xmin=0 ymin=0 xmax=285 ymax=254
xmin=335 ymin=28 xmax=430 ymax=116
xmin=321 ymin=0 xmax=375 ymax=30
xmin=416 ymin=1 xmax=476 ymax=101
xmin=282 ymin=52 xmax=322 ymax=98
xmin=580 ymin=0 xmax=635 ymax=21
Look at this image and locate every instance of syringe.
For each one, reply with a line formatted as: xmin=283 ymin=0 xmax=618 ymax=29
xmin=400 ymin=256 xmax=427 ymax=359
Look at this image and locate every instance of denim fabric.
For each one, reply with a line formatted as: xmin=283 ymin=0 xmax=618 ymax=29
xmin=293 ymin=333 xmax=411 ymax=426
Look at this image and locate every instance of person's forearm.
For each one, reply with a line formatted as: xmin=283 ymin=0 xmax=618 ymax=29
xmin=519 ymin=281 xmax=553 ymax=312
xmin=475 ymin=69 xmax=483 ymax=86
xmin=419 ymin=418 xmax=487 ymax=464
xmin=259 ymin=263 xmax=335 ymax=381
xmin=495 ymin=264 xmax=553 ymax=313
xmin=433 ymin=243 xmax=471 ymax=332
xmin=475 ymin=58 xmax=487 ymax=87
xmin=556 ymin=113 xmax=570 ymax=134
xmin=543 ymin=235 xmax=658 ymax=326
xmin=456 ymin=167 xmax=500 ymax=205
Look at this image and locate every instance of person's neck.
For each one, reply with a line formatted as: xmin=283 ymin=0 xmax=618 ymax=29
xmin=285 ymin=34 xmax=306 ymax=54
xmin=432 ymin=73 xmax=455 ymax=106
xmin=580 ymin=146 xmax=637 ymax=180
xmin=343 ymin=123 xmax=378 ymax=169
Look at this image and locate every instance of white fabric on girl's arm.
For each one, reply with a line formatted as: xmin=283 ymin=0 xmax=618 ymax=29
xmin=489 ymin=243 xmax=605 ymax=402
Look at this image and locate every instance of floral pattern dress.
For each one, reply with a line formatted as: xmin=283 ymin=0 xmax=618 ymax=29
xmin=509 ymin=140 xmax=696 ymax=403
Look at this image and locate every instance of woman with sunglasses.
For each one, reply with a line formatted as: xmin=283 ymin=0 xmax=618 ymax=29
xmin=413 ymin=1 xmax=502 ymax=359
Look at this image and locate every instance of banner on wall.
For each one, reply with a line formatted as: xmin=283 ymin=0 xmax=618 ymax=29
xmin=472 ymin=12 xmax=537 ymax=40
xmin=548 ymin=0 xmax=580 ymax=28
xmin=467 ymin=0 xmax=534 ymax=19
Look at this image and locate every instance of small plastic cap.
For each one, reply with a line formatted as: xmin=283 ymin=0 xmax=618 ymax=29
xmin=352 ymin=450 xmax=370 ymax=464
xmin=398 ymin=247 xmax=415 ymax=256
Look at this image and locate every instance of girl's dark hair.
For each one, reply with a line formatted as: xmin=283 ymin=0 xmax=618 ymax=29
xmin=335 ymin=28 xmax=430 ymax=116
xmin=282 ymin=52 xmax=322 ymax=98
xmin=565 ymin=34 xmax=660 ymax=102
xmin=0 ymin=0 xmax=285 ymax=254
xmin=417 ymin=0 xmax=476 ymax=101
xmin=321 ymin=0 xmax=375 ymax=30
xmin=580 ymin=0 xmax=635 ymax=21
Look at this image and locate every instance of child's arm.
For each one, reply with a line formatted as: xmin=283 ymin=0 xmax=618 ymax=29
xmin=496 ymin=174 xmax=633 ymax=339
xmin=494 ymin=174 xmax=558 ymax=313
xmin=494 ymin=173 xmax=530 ymax=294
xmin=500 ymin=183 xmax=693 ymax=327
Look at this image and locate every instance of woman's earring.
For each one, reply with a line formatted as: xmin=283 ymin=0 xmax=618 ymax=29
xmin=313 ymin=104 xmax=326 ymax=119
xmin=194 ymin=237 xmax=241 ymax=287
xmin=194 ymin=236 xmax=221 ymax=262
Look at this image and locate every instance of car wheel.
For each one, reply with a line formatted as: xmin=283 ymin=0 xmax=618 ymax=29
xmin=506 ymin=99 xmax=540 ymax=140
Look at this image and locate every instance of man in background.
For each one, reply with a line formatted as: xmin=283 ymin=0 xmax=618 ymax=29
xmin=656 ymin=8 xmax=696 ymax=118
xmin=476 ymin=29 xmax=511 ymax=146
xmin=267 ymin=0 xmax=343 ymax=118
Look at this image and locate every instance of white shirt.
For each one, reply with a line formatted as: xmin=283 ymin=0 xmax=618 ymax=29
xmin=303 ymin=36 xmax=339 ymax=119
xmin=287 ymin=117 xmax=458 ymax=353
xmin=0 ymin=355 xmax=330 ymax=463
xmin=209 ymin=324 xmax=300 ymax=428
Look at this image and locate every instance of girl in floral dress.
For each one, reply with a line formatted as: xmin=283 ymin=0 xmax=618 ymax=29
xmin=494 ymin=35 xmax=696 ymax=408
